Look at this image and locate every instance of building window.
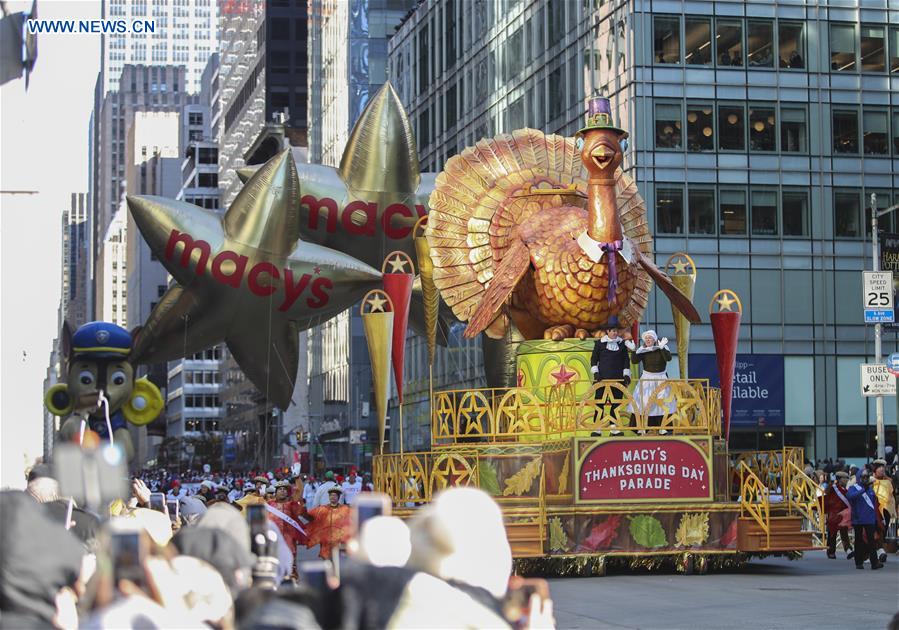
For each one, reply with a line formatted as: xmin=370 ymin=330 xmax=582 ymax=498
xmin=860 ymin=25 xmax=885 ymax=72
xmin=893 ymin=111 xmax=899 ymax=155
xmin=684 ymin=17 xmax=711 ymax=66
xmin=547 ymin=65 xmax=564 ymax=122
xmin=688 ymin=189 xmax=716 ymax=235
xmin=778 ymin=22 xmax=805 ymax=69
xmin=198 ymin=173 xmax=217 ymax=187
xmin=747 ymin=20 xmax=774 ymax=67
xmin=653 ymin=16 xmax=680 ymax=64
xmin=719 ymin=190 xmax=746 ymax=235
xmin=718 ymin=104 xmax=745 ymax=151
xmin=834 ymin=190 xmax=861 ymax=238
xmin=157 ymin=284 xmax=166 ymax=297
xmin=862 ymin=110 xmax=889 ymax=155
xmin=686 ymin=104 xmax=713 ymax=151
xmin=782 ymin=190 xmax=809 ymax=237
xmin=748 ymin=105 xmax=776 ymax=152
xmin=751 ymin=189 xmax=778 ymax=236
xmin=832 ymin=109 xmax=859 ymax=154
xmin=656 ymin=187 xmax=684 ymax=234
xmin=780 ymin=107 xmax=807 ymax=153
xmin=717 ymin=20 xmax=742 ymax=67
xmin=654 ymin=103 xmax=682 ymax=149
xmin=890 ymin=28 xmax=899 ymax=74
xmin=830 ymin=24 xmax=856 ymax=71
xmin=270 ymin=18 xmax=289 ymax=40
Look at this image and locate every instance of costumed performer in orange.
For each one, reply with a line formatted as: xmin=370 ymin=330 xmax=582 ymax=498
xmin=306 ymin=486 xmax=352 ymax=560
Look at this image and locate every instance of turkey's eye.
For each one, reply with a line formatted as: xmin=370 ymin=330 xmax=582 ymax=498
xmin=576 ymin=136 xmax=585 ymax=151
xmin=79 ymin=370 xmax=95 ymax=386
xmin=110 ymin=370 xmax=127 ymax=386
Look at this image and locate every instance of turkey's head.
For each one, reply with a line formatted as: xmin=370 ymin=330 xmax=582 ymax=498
xmin=580 ymin=127 xmax=624 ymax=181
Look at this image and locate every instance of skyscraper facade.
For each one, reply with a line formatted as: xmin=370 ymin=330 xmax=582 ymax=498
xmin=388 ymin=1 xmax=899 ymax=460
xmin=61 ymin=193 xmax=91 ymax=329
xmin=218 ymin=0 xmax=309 ymax=205
xmin=100 ymin=0 xmax=216 ymax=94
xmin=92 ymin=64 xmax=191 ymax=323
xmin=92 ymin=0 xmax=218 ymax=327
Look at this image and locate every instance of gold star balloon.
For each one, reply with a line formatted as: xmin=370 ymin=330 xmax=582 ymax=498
xmin=127 ymin=150 xmax=382 ymax=408
xmin=238 ymin=83 xmax=454 ymax=342
xmin=238 ymin=82 xmax=434 ymax=272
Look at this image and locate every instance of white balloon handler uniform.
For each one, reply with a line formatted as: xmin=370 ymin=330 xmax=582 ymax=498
xmin=626 ymin=330 xmax=675 ymax=432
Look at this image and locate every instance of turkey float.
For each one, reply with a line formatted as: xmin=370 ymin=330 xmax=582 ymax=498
xmin=425 ymin=96 xmax=701 ymax=341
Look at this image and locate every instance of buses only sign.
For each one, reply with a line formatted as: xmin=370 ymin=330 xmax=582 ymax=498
xmin=860 ymin=363 xmax=896 ymax=397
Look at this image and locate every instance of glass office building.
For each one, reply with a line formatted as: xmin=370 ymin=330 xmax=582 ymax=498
xmin=387 ymin=0 xmax=899 ymax=460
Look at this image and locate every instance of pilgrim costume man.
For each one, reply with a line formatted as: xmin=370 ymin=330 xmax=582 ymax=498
xmin=590 ymin=326 xmax=631 ymax=434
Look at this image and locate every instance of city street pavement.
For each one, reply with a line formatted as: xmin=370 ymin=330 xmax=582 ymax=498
xmin=548 ymin=551 xmax=898 ymax=629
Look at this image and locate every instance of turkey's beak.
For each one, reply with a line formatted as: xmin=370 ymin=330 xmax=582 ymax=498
xmin=591 ymin=144 xmax=615 ymax=170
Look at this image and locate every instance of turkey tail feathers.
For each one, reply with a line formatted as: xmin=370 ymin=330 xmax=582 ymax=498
xmin=426 ymin=128 xmax=653 ymax=330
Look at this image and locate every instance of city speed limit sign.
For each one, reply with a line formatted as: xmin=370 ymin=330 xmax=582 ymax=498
xmin=863 ymin=271 xmax=894 ymax=323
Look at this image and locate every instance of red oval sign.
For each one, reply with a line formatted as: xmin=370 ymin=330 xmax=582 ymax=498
xmin=577 ymin=438 xmax=712 ymax=502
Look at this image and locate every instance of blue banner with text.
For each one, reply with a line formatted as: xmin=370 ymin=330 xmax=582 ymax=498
xmin=689 ymin=354 xmax=785 ymax=427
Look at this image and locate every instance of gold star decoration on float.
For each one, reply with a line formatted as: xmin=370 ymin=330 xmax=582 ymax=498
xmin=711 ymin=289 xmax=742 ymax=314
xmin=665 ymin=252 xmax=696 ymax=279
xmin=386 ymin=253 xmax=413 ymax=273
xmin=126 ymin=151 xmax=382 ymax=409
xmin=366 ymin=293 xmax=389 ymax=313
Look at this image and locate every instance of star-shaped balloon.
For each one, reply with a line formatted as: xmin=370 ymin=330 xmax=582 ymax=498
xmin=238 ymin=83 xmax=455 ymax=342
xmin=238 ymin=83 xmax=435 ymax=272
xmin=127 ymin=151 xmax=382 ymax=408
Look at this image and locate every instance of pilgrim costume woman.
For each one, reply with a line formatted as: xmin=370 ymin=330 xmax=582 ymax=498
xmin=628 ymin=330 xmax=676 ymax=433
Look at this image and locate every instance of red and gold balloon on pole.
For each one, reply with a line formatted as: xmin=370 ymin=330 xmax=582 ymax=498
xmin=666 ymin=253 xmax=697 ymax=379
xmin=360 ymin=290 xmax=394 ymax=452
xmin=381 ymin=252 xmax=415 ymax=404
xmin=709 ymin=289 xmax=743 ymax=440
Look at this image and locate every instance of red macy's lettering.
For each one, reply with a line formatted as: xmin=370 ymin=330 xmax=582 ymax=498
xmin=165 ymin=230 xmax=332 ymax=312
xmin=301 ymin=195 xmax=426 ymax=239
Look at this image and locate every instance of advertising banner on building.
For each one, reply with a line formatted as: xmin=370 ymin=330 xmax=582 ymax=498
xmin=574 ymin=437 xmax=713 ymax=504
xmin=690 ymin=354 xmax=785 ymax=426
xmin=880 ymin=232 xmax=899 ymax=329
xmin=223 ymin=434 xmax=236 ymax=463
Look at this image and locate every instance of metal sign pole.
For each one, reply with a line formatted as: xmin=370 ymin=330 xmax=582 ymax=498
xmin=872 ymin=193 xmax=885 ymax=460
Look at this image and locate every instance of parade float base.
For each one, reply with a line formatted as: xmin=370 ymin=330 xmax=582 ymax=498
xmin=379 ymin=431 xmax=824 ymax=575
xmin=375 ymin=342 xmax=824 ymax=575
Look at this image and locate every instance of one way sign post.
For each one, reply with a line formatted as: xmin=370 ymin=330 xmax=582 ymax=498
xmin=860 ymin=363 xmax=896 ymax=397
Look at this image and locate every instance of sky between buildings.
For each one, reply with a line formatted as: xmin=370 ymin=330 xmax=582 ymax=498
xmin=1 ymin=1 xmax=100 ymax=488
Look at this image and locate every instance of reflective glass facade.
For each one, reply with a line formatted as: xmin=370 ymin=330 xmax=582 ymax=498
xmin=388 ymin=0 xmax=899 ymax=459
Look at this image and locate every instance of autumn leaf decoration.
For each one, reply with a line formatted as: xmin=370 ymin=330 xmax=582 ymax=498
xmin=628 ymin=515 xmax=667 ymax=549
xmin=557 ymin=453 xmax=570 ymax=495
xmin=503 ymin=457 xmax=542 ymax=496
xmin=549 ymin=517 xmax=569 ymax=552
xmin=674 ymin=512 xmax=710 ymax=547
xmin=478 ymin=460 xmax=501 ymax=496
xmin=578 ymin=515 xmax=621 ymax=551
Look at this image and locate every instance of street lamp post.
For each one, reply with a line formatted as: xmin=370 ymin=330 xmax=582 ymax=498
xmin=869 ymin=193 xmax=899 ymax=460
